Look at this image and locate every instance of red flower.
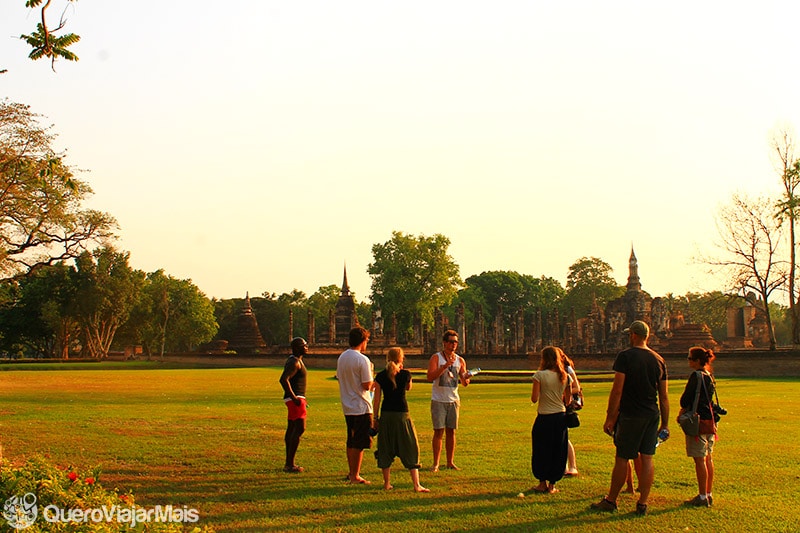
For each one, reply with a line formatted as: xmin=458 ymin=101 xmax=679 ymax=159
xmin=84 ymin=477 xmax=95 ymax=485
xmin=68 ymin=472 xmax=78 ymax=482
xmin=119 ymin=494 xmax=129 ymax=504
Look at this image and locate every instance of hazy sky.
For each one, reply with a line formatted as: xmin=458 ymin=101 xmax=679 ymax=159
xmin=2 ymin=2 xmax=797 ymax=302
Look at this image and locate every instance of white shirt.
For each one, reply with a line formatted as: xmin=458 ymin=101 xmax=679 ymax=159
xmin=336 ymin=348 xmax=373 ymax=416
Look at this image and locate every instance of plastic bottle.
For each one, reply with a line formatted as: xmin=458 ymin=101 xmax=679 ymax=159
xmin=655 ymin=428 xmax=670 ymax=447
xmin=466 ymin=367 xmax=481 ymax=378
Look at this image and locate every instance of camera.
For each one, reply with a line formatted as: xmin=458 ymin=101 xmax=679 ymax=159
xmin=713 ymin=404 xmax=727 ymax=416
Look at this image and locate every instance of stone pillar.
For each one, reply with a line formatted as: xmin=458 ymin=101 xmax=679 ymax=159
xmin=535 ymin=308 xmax=543 ymax=352
xmin=551 ymin=308 xmax=560 ymax=346
xmin=474 ymin=306 xmax=485 ymax=354
xmin=516 ymin=307 xmax=525 ymax=354
xmin=456 ymin=303 xmax=466 ymax=352
xmin=494 ymin=305 xmax=504 ymax=355
xmin=307 ymin=309 xmax=315 ymax=344
xmin=288 ymin=309 xmax=294 ymax=344
xmin=329 ymin=309 xmax=335 ymax=345
xmin=435 ymin=308 xmax=444 ymax=351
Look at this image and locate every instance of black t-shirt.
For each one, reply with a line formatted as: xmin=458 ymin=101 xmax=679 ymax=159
xmin=375 ymin=369 xmax=411 ymax=413
xmin=613 ymin=346 xmax=668 ymax=417
xmin=680 ymin=370 xmax=715 ymax=420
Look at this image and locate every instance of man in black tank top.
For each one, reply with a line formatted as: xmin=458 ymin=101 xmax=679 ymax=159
xmin=280 ymin=337 xmax=309 ymax=473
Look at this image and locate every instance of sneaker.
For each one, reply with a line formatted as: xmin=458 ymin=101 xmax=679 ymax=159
xmin=707 ymin=495 xmax=713 ymax=506
xmin=590 ymin=497 xmax=617 ymax=512
xmin=635 ymin=502 xmax=647 ymax=515
xmin=685 ymin=495 xmax=709 ymax=507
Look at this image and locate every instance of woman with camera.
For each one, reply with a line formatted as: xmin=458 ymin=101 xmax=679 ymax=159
xmin=677 ymin=346 xmax=718 ymax=507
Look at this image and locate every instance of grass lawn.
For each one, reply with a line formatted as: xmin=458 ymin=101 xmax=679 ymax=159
xmin=0 ymin=364 xmax=798 ymax=532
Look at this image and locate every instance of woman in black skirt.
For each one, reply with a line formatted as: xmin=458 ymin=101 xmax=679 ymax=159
xmin=530 ymin=346 xmax=577 ymax=493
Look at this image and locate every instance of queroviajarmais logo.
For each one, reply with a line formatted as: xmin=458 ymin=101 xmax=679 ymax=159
xmin=3 ymin=492 xmax=38 ymax=530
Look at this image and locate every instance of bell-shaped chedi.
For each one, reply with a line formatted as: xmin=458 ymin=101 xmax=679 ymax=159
xmin=334 ymin=264 xmax=360 ymax=344
xmin=227 ymin=293 xmax=268 ymax=355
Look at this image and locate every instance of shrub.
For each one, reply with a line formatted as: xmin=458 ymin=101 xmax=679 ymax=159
xmin=0 ymin=455 xmax=214 ymax=532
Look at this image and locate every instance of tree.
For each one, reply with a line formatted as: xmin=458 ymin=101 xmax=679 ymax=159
xmin=454 ymin=270 xmax=564 ymax=321
xmin=120 ymin=270 xmax=217 ymax=357
xmin=72 ymin=247 xmax=143 ymax=358
xmin=771 ymin=127 xmax=800 ymax=345
xmin=0 ymin=262 xmax=78 ymax=357
xmin=448 ymin=270 xmax=565 ymax=345
xmin=561 ymin=257 xmax=625 ymax=318
xmin=13 ymin=0 xmax=80 ymax=71
xmin=304 ymin=284 xmax=340 ymax=339
xmin=0 ymin=101 xmax=115 ymax=281
xmin=710 ymin=194 xmax=786 ymax=350
xmin=671 ymin=291 xmax=737 ymax=342
xmin=368 ymin=231 xmax=461 ymax=337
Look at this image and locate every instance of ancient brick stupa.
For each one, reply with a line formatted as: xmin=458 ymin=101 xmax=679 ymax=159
xmin=334 ymin=265 xmax=359 ymax=344
xmin=227 ymin=293 xmax=268 ymax=355
xmin=666 ymin=313 xmax=719 ymax=352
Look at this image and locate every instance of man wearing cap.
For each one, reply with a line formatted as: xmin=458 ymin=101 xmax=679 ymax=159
xmin=591 ymin=320 xmax=669 ymax=515
xmin=280 ymin=337 xmax=309 ymax=473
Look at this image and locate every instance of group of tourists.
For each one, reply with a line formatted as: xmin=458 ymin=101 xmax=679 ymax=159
xmin=278 ymin=321 xmax=720 ymax=514
xmin=333 ymin=326 xmax=470 ymax=491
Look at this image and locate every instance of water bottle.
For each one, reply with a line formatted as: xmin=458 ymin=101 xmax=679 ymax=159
xmin=656 ymin=428 xmax=670 ymax=447
xmin=466 ymin=367 xmax=481 ymax=378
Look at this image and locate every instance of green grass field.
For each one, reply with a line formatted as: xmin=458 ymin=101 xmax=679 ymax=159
xmin=0 ymin=365 xmax=798 ymax=532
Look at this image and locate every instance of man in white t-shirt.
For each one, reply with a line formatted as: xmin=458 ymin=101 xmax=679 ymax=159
xmin=336 ymin=326 xmax=374 ymax=484
xmin=426 ymin=329 xmax=470 ymax=471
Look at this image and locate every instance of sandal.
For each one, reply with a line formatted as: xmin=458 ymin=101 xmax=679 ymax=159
xmin=283 ymin=465 xmax=304 ymax=473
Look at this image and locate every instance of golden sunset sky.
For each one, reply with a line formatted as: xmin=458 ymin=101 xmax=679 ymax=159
xmin=2 ymin=2 xmax=797 ymax=302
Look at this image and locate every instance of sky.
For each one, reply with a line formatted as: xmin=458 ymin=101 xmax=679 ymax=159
xmin=1 ymin=1 xmax=798 ymax=303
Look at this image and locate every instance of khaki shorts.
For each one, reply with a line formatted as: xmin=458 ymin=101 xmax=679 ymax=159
xmin=431 ymin=400 xmax=459 ymax=430
xmin=686 ymin=433 xmax=716 ymax=458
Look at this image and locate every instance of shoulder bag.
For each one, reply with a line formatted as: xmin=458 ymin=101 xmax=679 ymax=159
xmin=678 ymin=371 xmax=701 ymax=436
xmin=563 ymin=375 xmax=580 ymax=428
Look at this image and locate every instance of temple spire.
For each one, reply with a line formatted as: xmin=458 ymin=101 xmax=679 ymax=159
xmin=341 ymin=263 xmax=350 ymax=297
xmin=626 ymin=245 xmax=642 ymax=293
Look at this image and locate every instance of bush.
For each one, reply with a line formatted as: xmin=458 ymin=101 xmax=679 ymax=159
xmin=0 ymin=455 xmax=214 ymax=532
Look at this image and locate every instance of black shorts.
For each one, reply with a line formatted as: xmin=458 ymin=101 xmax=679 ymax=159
xmin=345 ymin=413 xmax=372 ymax=450
xmin=614 ymin=413 xmax=660 ymax=459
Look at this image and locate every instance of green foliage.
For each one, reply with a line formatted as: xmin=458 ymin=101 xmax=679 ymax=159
xmin=769 ymin=302 xmax=793 ymax=345
xmin=447 ymin=270 xmax=565 ymax=336
xmin=19 ymin=1 xmax=81 ymax=70
xmin=0 ymin=100 xmax=116 ymax=279
xmin=561 ymin=256 xmax=625 ymax=318
xmin=368 ymin=231 xmax=462 ymax=337
xmin=213 ymin=285 xmax=372 ymax=346
xmin=72 ymin=247 xmax=144 ymax=358
xmin=669 ymin=291 xmax=735 ymax=342
xmin=0 ymin=455 xmax=213 ymax=532
xmin=21 ymin=24 xmax=80 ymax=62
xmin=0 ymin=264 xmax=78 ymax=357
xmin=117 ymin=271 xmax=217 ymax=356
